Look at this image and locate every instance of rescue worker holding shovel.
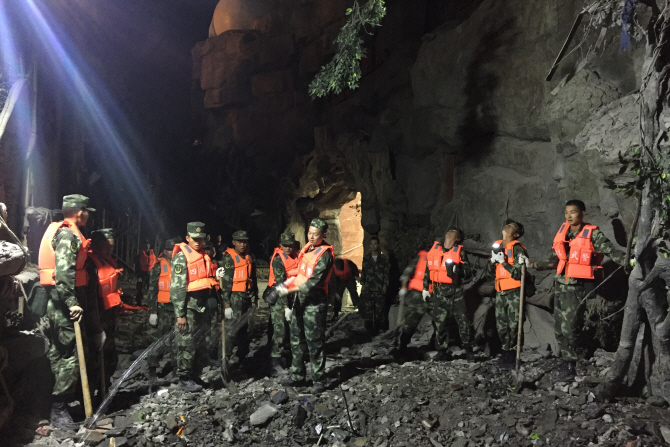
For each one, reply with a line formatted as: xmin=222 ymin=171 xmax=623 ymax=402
xmin=171 ymin=222 xmax=219 ymax=392
xmin=38 ymin=194 xmax=96 ymax=429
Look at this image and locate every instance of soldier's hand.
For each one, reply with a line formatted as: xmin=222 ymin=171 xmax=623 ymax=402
xmin=177 ymin=317 xmax=188 ymax=332
xmin=69 ymin=306 xmax=84 ymax=322
xmin=421 ymin=290 xmax=431 ymax=302
xmin=284 ymin=308 xmax=292 ymax=322
xmin=224 ymin=307 xmax=233 ymax=320
xmin=517 ymin=254 xmax=530 ymax=267
xmin=398 ymin=288 xmax=407 ymax=299
xmin=149 ymin=313 xmax=158 ymax=326
xmin=216 ymin=267 xmax=225 ymax=279
xmin=276 ymin=285 xmax=289 ymax=297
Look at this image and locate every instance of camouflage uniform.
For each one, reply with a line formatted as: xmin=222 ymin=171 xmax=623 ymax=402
xmin=398 ymin=255 xmax=428 ymax=340
xmin=551 ymin=228 xmax=626 ymax=361
xmin=220 ymin=242 xmax=258 ymax=361
xmin=328 ymin=259 xmax=360 ymax=319
xmin=423 ymin=248 xmax=473 ymax=350
xmin=360 ymin=253 xmax=390 ymax=332
xmin=146 ymin=253 xmax=176 ymax=369
xmin=268 ymin=253 xmax=292 ymax=359
xmin=289 ymin=237 xmax=333 ymax=383
xmin=489 ymin=243 xmax=528 ymax=351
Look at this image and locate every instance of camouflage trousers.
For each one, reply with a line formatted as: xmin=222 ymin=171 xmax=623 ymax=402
xmin=147 ymin=303 xmax=176 ymax=369
xmin=268 ymin=289 xmax=290 ymax=359
xmin=85 ymin=308 xmax=119 ymax=402
xmin=330 ymin=279 xmax=359 ymax=316
xmin=430 ymin=284 xmax=471 ymax=350
xmin=226 ymin=292 xmax=252 ymax=360
xmin=399 ymin=289 xmax=428 ymax=336
xmin=46 ymin=297 xmax=82 ymax=397
xmin=290 ymin=299 xmax=326 ymax=382
xmin=359 ymin=290 xmax=387 ymax=333
xmin=554 ymin=281 xmax=587 ymax=362
xmin=495 ymin=288 xmax=521 ymax=351
xmin=206 ymin=296 xmax=220 ymax=359
xmin=174 ymin=308 xmax=211 ymax=378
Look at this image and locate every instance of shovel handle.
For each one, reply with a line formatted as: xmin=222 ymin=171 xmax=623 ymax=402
xmin=74 ymin=320 xmax=93 ymax=418
xmin=516 ymin=265 xmax=526 ymax=370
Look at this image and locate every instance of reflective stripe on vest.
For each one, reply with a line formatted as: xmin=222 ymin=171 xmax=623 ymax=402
xmin=408 ymin=251 xmax=428 ymax=291
xmin=38 ymin=220 xmax=90 ymax=287
xmin=157 ymin=256 xmax=171 ymax=303
xmin=90 ymin=254 xmax=123 ymax=310
xmin=494 ymin=239 xmax=526 ymax=292
xmin=226 ymin=248 xmax=252 ymax=292
xmin=552 ymin=223 xmax=603 ymax=280
xmin=285 ymin=242 xmax=334 ymax=294
xmin=175 ymin=243 xmax=217 ymax=292
xmin=427 ymin=245 xmax=462 ymax=284
xmin=140 ymin=249 xmax=156 ymax=272
xmin=268 ymin=247 xmax=299 ymax=288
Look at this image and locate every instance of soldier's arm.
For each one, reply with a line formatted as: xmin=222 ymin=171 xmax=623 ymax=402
xmin=170 ymin=252 xmax=188 ymax=318
xmin=459 ymin=251 xmax=475 ymax=281
xmin=297 ymin=250 xmax=334 ymax=294
xmin=531 ymin=247 xmax=559 ymax=271
xmin=272 ymin=256 xmax=286 ymax=285
xmin=592 ymin=229 xmax=627 ymax=266
xmin=502 ymin=244 xmax=528 ymax=280
xmin=423 ymin=262 xmax=431 ymax=291
xmin=383 ymin=256 xmax=390 ymax=285
xmin=147 ymin=262 xmax=161 ymax=314
xmin=220 ymin=252 xmax=234 ymax=307
xmin=399 ymin=256 xmax=420 ymax=287
xmin=84 ymin=259 xmax=103 ymax=334
xmin=54 ymin=230 xmax=81 ymax=308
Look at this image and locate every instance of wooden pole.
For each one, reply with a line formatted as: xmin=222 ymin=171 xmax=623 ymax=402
xmin=74 ymin=320 xmax=93 ymax=418
xmin=515 ymin=265 xmax=526 ymax=379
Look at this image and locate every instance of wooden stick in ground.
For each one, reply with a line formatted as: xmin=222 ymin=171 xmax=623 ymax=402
xmin=99 ymin=349 xmax=106 ymax=399
xmin=515 ymin=264 xmax=526 ymax=391
xmin=74 ymin=320 xmax=93 ymax=418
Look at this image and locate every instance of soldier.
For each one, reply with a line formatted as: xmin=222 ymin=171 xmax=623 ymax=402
xmin=265 ymin=232 xmax=299 ymax=376
xmin=146 ymin=238 xmax=179 ymax=383
xmin=424 ymin=227 xmax=475 ymax=360
xmin=38 ymin=194 xmax=95 ymax=429
xmin=360 ymin=236 xmax=390 ymax=334
xmin=136 ymin=240 xmax=156 ymax=305
xmin=276 ymin=219 xmax=334 ymax=394
xmin=84 ymin=228 xmax=123 ymax=399
xmin=171 ymin=222 xmax=219 ymax=392
xmin=530 ymin=200 xmax=627 ymax=380
xmin=218 ymin=230 xmax=258 ymax=367
xmin=329 ymin=258 xmax=360 ymax=321
xmin=203 ymin=239 xmax=221 ymax=363
xmin=489 ymin=219 xmax=529 ymax=369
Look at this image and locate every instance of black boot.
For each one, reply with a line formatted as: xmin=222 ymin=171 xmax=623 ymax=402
xmin=178 ymin=378 xmax=203 ymax=392
xmin=557 ymin=361 xmax=576 ymax=382
xmin=280 ymin=376 xmax=307 ymax=387
xmin=311 ymin=381 xmax=325 ymax=394
xmin=497 ymin=351 xmax=516 ymax=370
xmin=433 ymin=350 xmax=452 ymax=361
xmin=50 ymin=401 xmax=80 ymax=431
xmin=271 ymin=358 xmax=285 ymax=377
xmin=464 ymin=346 xmax=475 ymax=361
xmin=147 ymin=366 xmax=158 ymax=383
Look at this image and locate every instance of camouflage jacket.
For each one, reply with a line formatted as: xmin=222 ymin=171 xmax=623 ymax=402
xmin=52 ymin=227 xmax=84 ymax=308
xmin=400 ymin=255 xmax=421 ymax=285
xmin=423 ymin=247 xmax=474 ymax=290
xmin=219 ymin=250 xmax=258 ymax=307
xmin=296 ymin=244 xmax=334 ymax=304
xmin=170 ymin=251 xmax=212 ymax=318
xmin=551 ymin=228 xmax=626 ymax=285
xmin=147 ymin=254 xmax=173 ymax=313
xmin=486 ymin=243 xmax=528 ymax=281
xmin=271 ymin=254 xmax=288 ymax=286
xmin=361 ymin=253 xmax=390 ymax=293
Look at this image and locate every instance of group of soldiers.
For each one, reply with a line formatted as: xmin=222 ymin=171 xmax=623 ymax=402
xmin=38 ymin=193 xmax=630 ymax=430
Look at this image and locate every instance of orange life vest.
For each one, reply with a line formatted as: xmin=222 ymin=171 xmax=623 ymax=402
xmin=139 ymin=249 xmax=156 ymax=272
xmin=268 ymin=247 xmax=299 ymax=288
xmin=284 ymin=242 xmax=334 ymax=294
xmin=38 ymin=220 xmax=90 ymax=287
xmin=552 ymin=223 xmax=603 ymax=280
xmin=427 ymin=243 xmax=463 ymax=284
xmin=408 ymin=250 xmax=428 ymax=291
xmin=226 ymin=248 xmax=253 ymax=292
xmin=494 ymin=239 xmax=526 ymax=292
xmin=334 ymin=259 xmax=353 ymax=280
xmin=90 ymin=253 xmax=123 ymax=310
xmin=157 ymin=256 xmax=171 ymax=303
xmin=173 ymin=243 xmax=218 ymax=292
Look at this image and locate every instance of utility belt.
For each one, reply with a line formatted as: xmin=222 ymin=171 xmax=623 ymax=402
xmin=431 ymin=281 xmax=459 ymax=293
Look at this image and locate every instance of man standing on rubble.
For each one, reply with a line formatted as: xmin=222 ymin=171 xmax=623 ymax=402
xmin=136 ymin=239 xmax=156 ymax=305
xmin=424 ymin=227 xmax=475 ymax=360
xmin=360 ymin=236 xmax=390 ymax=334
xmin=217 ymin=230 xmax=258 ymax=369
xmin=146 ymin=237 xmax=179 ymax=384
xmin=329 ymin=258 xmax=360 ymax=321
xmin=171 ymin=223 xmax=219 ymax=392
xmin=38 ymin=194 xmax=95 ymax=429
xmin=276 ymin=219 xmax=334 ymax=394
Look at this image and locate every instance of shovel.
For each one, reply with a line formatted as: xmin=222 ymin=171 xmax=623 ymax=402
xmin=514 ymin=264 xmax=526 ymax=393
xmin=74 ymin=320 xmax=93 ymax=418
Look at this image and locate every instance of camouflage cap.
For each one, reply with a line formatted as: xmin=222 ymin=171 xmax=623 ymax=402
xmin=62 ymin=194 xmax=95 ymax=212
xmin=164 ymin=237 xmax=179 ymax=250
xmin=280 ymin=232 xmax=295 ymax=246
xmin=232 ymin=230 xmax=249 ymax=241
xmin=309 ymin=218 xmax=328 ymax=233
xmin=91 ymin=228 xmax=114 ymax=242
xmin=187 ymin=222 xmax=206 ymax=238
xmin=505 ymin=218 xmax=525 ymax=238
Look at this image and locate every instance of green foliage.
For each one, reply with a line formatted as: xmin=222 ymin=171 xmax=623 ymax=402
xmin=309 ymin=0 xmax=386 ymax=99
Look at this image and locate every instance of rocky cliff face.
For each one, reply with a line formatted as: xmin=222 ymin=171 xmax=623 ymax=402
xmin=193 ymin=0 xmax=642 ymax=267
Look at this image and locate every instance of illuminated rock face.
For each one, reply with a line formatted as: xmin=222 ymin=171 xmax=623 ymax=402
xmin=209 ymin=0 xmax=274 ymax=37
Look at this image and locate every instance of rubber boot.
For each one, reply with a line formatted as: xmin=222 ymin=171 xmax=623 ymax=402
xmin=178 ymin=378 xmax=203 ymax=392
xmin=464 ymin=345 xmax=475 ymax=361
xmin=311 ymin=381 xmax=325 ymax=394
xmin=50 ymin=401 xmax=80 ymax=431
xmin=271 ymin=358 xmax=285 ymax=377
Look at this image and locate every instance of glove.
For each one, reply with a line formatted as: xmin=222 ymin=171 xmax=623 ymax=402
xmin=422 ymin=290 xmax=431 ymax=302
xmin=517 ymin=254 xmax=529 ymax=266
xmin=224 ymin=307 xmax=233 ymax=320
xmin=94 ymin=331 xmax=106 ymax=351
xmin=276 ymin=285 xmax=289 ymax=297
xmin=629 ymin=258 xmax=637 ymax=268
xmin=398 ymin=288 xmax=407 ymax=299
xmin=285 ymin=308 xmax=293 ymax=322
xmin=216 ymin=267 xmax=225 ymax=279
xmin=491 ymin=251 xmax=505 ymax=264
xmin=149 ymin=313 xmax=158 ymax=326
